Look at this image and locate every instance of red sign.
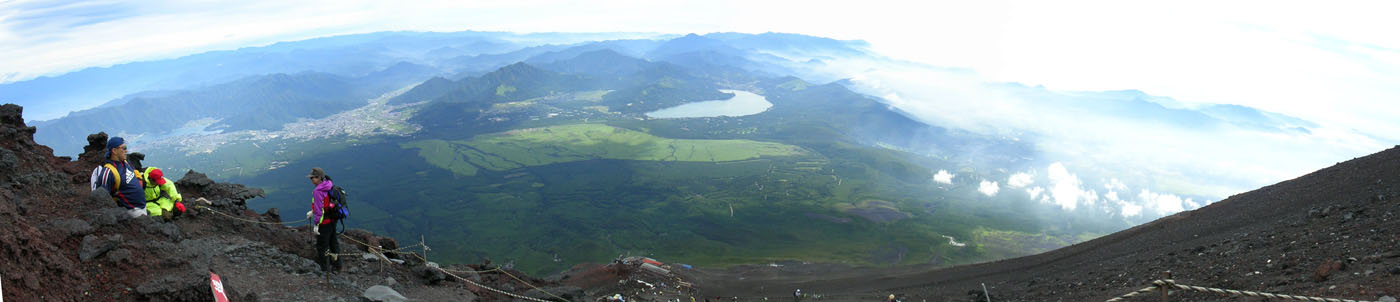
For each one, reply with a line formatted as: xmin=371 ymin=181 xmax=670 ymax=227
xmin=209 ymin=272 xmax=229 ymax=302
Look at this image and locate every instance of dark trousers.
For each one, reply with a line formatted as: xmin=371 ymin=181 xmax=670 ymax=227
xmin=315 ymin=223 xmax=341 ymax=271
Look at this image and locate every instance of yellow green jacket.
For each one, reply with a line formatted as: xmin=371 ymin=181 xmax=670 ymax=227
xmin=140 ymin=167 xmax=182 ymax=204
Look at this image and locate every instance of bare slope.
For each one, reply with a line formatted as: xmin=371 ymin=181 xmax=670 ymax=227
xmin=689 ymin=145 xmax=1400 ymax=301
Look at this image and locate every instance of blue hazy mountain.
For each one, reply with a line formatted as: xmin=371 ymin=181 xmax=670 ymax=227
xmin=704 ymin=32 xmax=871 ymax=57
xmin=536 ymin=49 xmax=657 ymax=76
xmin=1198 ymin=103 xmax=1318 ymax=133
xmin=0 ymin=31 xmax=637 ymax=122
xmin=33 ymin=62 xmax=438 ymax=156
xmin=522 ymin=39 xmax=665 ymax=65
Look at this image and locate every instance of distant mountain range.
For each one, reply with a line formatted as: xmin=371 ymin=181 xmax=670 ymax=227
xmin=2 ymin=31 xmax=657 ymax=122
xmin=32 ymin=65 xmax=438 ymax=156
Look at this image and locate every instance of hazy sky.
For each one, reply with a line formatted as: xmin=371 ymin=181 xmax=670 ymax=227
xmin=2 ymin=0 xmax=1397 ymax=139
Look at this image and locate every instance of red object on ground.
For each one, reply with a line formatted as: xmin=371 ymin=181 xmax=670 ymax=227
xmin=175 ymin=202 xmax=186 ymax=213
xmin=641 ymin=258 xmax=663 ymax=266
xmin=210 ymin=272 xmax=229 ymax=302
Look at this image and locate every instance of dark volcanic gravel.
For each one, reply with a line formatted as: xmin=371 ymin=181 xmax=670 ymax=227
xmin=687 ymin=146 xmax=1400 ymax=302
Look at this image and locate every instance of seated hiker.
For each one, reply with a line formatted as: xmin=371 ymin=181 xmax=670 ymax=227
xmin=89 ymin=136 xmax=147 ymax=217
xmin=140 ymin=167 xmax=186 ymax=219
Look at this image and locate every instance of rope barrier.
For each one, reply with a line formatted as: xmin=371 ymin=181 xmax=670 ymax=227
xmin=335 ymin=233 xmax=567 ymax=301
xmin=194 ymin=205 xmax=308 ymax=226
xmin=196 ymin=202 xmax=574 ymax=302
xmin=1164 ymin=280 xmax=1370 ymax=302
xmin=1104 ymin=285 xmax=1158 ymax=302
xmin=440 ymin=267 xmax=554 ymax=302
xmin=1106 ymin=279 xmax=1373 ymax=302
xmin=492 ymin=267 xmax=571 ymax=302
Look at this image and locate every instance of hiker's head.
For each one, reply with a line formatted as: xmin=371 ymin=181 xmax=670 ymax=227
xmin=106 ymin=136 xmax=127 ymax=161
xmin=147 ymin=168 xmax=165 ymax=185
xmin=307 ymin=167 xmax=326 ymax=185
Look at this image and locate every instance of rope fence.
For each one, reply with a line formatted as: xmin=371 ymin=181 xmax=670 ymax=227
xmin=190 ymin=200 xmax=569 ymax=302
xmin=1107 ymin=275 xmax=1373 ymax=302
xmin=334 ymin=232 xmax=569 ymax=302
xmin=193 ymin=204 xmax=309 ymax=226
xmin=1104 ymin=284 xmax=1158 ymax=302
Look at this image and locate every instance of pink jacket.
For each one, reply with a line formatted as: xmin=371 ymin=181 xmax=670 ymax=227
xmin=311 ymin=179 xmax=335 ymax=225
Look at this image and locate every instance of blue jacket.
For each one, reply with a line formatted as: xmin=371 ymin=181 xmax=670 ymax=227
xmin=93 ymin=160 xmax=147 ymax=209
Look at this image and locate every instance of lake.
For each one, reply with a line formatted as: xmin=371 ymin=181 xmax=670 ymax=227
xmin=645 ymin=90 xmax=772 ymax=118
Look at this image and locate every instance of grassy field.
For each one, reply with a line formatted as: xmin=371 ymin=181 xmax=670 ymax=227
xmin=402 ymin=123 xmax=807 ymax=176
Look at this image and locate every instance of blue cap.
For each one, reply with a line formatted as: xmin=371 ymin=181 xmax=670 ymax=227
xmin=106 ymin=136 xmax=125 ymax=158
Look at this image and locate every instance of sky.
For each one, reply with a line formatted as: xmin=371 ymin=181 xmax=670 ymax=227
xmin=3 ymin=0 xmax=1398 ymax=216
xmin=2 ymin=0 xmax=1397 ymax=136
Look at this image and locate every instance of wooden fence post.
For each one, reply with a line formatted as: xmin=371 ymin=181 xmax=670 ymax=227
xmin=1159 ymin=271 xmax=1172 ymax=302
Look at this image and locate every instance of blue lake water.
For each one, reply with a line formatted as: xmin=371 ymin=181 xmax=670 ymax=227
xmin=645 ymin=90 xmax=772 ymax=118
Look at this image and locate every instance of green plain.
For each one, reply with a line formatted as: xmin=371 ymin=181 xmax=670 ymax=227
xmin=402 ymin=123 xmax=807 ymax=176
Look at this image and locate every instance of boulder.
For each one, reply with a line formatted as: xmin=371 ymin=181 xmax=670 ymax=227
xmin=45 ymin=218 xmax=93 ymax=238
xmin=416 ymin=265 xmax=448 ymax=285
xmin=262 ymin=207 xmax=282 ymax=223
xmin=135 ymin=268 xmax=212 ymax=301
xmin=362 ymin=285 xmax=408 ymax=302
xmin=105 ymin=248 xmax=133 ymax=264
xmin=79 ymin=234 xmax=121 ymax=262
xmin=0 ymin=148 xmax=16 ymax=176
xmin=1313 ymin=260 xmax=1344 ymax=282
xmin=138 ymin=217 xmax=181 ymax=240
xmin=78 ymin=132 xmax=109 ymax=164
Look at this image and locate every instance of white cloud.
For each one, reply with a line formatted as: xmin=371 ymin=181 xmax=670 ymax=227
xmin=1105 ymin=190 xmax=1119 ymax=202
xmin=978 ymin=180 xmax=1000 ymax=196
xmin=933 ymin=170 xmax=954 ymax=184
xmin=1007 ymin=172 xmax=1034 ymax=188
xmin=834 ymin=56 xmax=1391 ymax=202
xmin=1119 ymin=201 xmax=1143 ymax=217
xmin=1137 ymin=189 xmax=1186 ymax=215
xmin=1026 ymin=186 xmax=1045 ymax=200
xmin=1045 ymin=162 xmax=1098 ymax=211
xmin=1105 ymin=178 xmax=1127 ymax=192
